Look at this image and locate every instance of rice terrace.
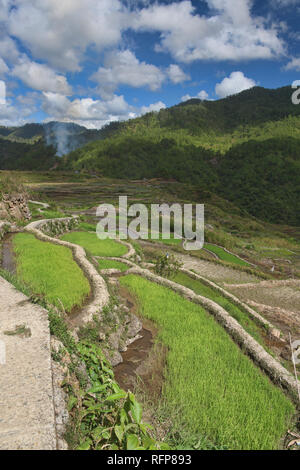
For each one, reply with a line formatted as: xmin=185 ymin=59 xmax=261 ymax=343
xmin=0 ymin=0 xmax=300 ymax=457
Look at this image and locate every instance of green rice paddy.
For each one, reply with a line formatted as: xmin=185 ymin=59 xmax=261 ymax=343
xmin=13 ymin=233 xmax=90 ymax=311
xmin=120 ymin=274 xmax=295 ymax=450
xmin=205 ymin=243 xmax=250 ymax=266
xmin=98 ymin=259 xmax=129 ymax=272
xmin=61 ymin=231 xmax=128 ymax=257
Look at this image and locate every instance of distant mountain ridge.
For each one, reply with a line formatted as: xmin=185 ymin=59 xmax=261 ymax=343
xmin=0 ymin=121 xmax=101 ymax=155
xmin=1 ymin=86 xmax=300 ymax=225
xmin=61 ymin=86 xmax=300 ymax=226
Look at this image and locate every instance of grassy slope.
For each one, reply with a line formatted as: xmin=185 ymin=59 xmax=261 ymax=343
xmin=61 ymin=87 xmax=300 ymax=226
xmin=13 ymin=233 xmax=90 ymax=311
xmin=61 ymin=231 xmax=128 ymax=257
xmin=120 ymin=275 xmax=295 ymax=450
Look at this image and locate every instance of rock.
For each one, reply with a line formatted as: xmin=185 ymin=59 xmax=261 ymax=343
xmin=108 ymin=330 xmax=123 ymax=350
xmin=0 ymin=193 xmax=31 ymax=221
xmin=103 ymin=349 xmax=123 ymax=367
xmin=51 ymin=337 xmax=64 ymax=355
xmin=76 ymin=362 xmax=91 ymax=388
xmin=99 ymin=332 xmax=106 ymax=341
xmin=127 ymin=315 xmax=142 ymax=338
xmin=119 ymin=340 xmax=128 ymax=353
xmin=270 ymin=328 xmax=281 ymax=339
xmin=0 ymin=209 xmax=8 ymax=219
xmin=126 ymin=334 xmax=142 ymax=347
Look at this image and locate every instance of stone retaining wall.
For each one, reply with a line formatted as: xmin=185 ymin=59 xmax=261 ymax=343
xmin=0 ymin=193 xmax=31 ymax=221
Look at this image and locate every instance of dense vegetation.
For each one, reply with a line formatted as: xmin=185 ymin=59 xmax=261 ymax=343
xmin=94 ymin=86 xmax=300 ymax=145
xmin=63 ymin=134 xmax=300 ymax=225
xmin=120 ymin=275 xmax=295 ymax=450
xmin=0 ymin=138 xmax=58 ymax=170
xmin=61 ymin=87 xmax=300 ymax=226
xmin=13 ymin=233 xmax=90 ymax=311
xmin=0 ymin=121 xmax=100 ymax=164
xmin=1 ymin=86 xmax=300 ymax=225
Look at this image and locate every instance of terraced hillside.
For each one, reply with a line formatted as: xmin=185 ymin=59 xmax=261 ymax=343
xmin=0 ymin=171 xmax=299 ymax=450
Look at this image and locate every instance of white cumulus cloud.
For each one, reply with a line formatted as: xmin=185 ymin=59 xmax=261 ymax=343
xmin=167 ymin=64 xmax=190 ymax=84
xmin=284 ymin=57 xmax=300 ymax=71
xmin=132 ymin=0 xmax=285 ymax=63
xmin=181 ymin=90 xmax=209 ymax=101
xmin=7 ymin=0 xmax=129 ymax=72
xmin=0 ymin=79 xmax=37 ymax=126
xmin=215 ymin=71 xmax=256 ymax=98
xmin=12 ymin=56 xmax=72 ymax=94
xmin=0 ymin=58 xmax=8 ymax=77
xmin=42 ymin=92 xmax=135 ymax=129
xmin=0 ymin=79 xmax=6 ymax=104
xmin=140 ymin=101 xmax=166 ymax=114
xmin=91 ymin=49 xmax=165 ymax=99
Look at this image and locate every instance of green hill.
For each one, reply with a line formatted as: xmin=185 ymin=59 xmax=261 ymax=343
xmin=93 ymin=85 xmax=300 ymax=152
xmin=0 ymin=121 xmax=101 ymax=154
xmin=61 ymin=86 xmax=300 ymax=226
xmin=0 ymin=138 xmax=58 ymax=171
xmin=1 ymin=86 xmax=299 ymax=225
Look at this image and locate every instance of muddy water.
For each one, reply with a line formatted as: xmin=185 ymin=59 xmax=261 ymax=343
xmin=114 ymin=328 xmax=154 ymax=391
xmin=1 ymin=233 xmax=16 ymax=274
xmin=113 ymin=283 xmax=159 ymax=392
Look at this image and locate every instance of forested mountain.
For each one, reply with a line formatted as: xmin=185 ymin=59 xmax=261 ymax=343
xmin=94 ymin=86 xmax=300 ymax=151
xmin=1 ymin=86 xmax=299 ymax=225
xmin=0 ymin=138 xmax=58 ymax=170
xmin=61 ymin=86 xmax=300 ymax=225
xmin=0 ymin=121 xmax=100 ymax=155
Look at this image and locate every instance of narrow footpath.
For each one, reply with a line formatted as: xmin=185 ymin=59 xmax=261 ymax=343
xmin=0 ymin=276 xmax=57 ymax=450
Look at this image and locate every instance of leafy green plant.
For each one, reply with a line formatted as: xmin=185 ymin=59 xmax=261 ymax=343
xmin=64 ymin=341 xmax=166 ymax=450
xmin=154 ymin=253 xmax=182 ymax=279
xmin=48 ymin=310 xmax=77 ymax=353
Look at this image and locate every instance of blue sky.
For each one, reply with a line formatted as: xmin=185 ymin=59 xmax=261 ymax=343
xmin=0 ymin=0 xmax=299 ymax=128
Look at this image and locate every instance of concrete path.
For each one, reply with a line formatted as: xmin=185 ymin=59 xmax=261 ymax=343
xmin=0 ymin=276 xmax=57 ymax=450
